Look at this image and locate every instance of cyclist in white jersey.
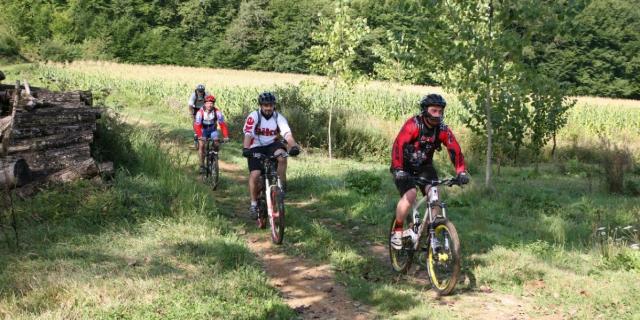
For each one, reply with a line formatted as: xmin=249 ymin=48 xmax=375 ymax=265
xmin=242 ymin=91 xmax=300 ymax=220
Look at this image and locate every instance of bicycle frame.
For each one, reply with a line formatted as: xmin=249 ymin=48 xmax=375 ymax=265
xmin=408 ymin=179 xmax=454 ymax=252
xmin=255 ymin=153 xmax=287 ymax=238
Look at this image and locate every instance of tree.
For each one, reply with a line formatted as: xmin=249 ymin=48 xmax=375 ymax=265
xmin=371 ymin=30 xmax=417 ymax=84
xmin=432 ymin=0 xmax=575 ymax=187
xmin=308 ymin=0 xmax=370 ymax=159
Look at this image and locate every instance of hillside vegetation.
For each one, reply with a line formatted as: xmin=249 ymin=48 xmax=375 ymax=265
xmin=1 ymin=0 xmax=639 ymax=98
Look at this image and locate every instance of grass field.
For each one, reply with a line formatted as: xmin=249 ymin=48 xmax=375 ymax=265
xmin=1 ymin=62 xmax=639 ymax=319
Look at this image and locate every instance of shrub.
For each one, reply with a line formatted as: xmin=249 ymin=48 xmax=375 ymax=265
xmin=345 ymin=170 xmax=382 ymax=195
xmin=599 ymin=137 xmax=634 ymax=194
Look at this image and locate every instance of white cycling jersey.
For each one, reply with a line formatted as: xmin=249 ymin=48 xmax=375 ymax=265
xmin=243 ymin=110 xmax=292 ymax=148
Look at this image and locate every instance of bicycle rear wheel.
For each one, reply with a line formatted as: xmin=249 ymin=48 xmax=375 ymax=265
xmin=426 ymin=219 xmax=461 ymax=295
xmin=388 ymin=215 xmax=414 ymax=273
xmin=269 ymin=186 xmax=285 ymax=244
xmin=257 ymin=198 xmax=267 ymax=229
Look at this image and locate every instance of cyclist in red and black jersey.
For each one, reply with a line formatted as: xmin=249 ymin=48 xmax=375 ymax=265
xmin=389 ymin=93 xmax=469 ymax=249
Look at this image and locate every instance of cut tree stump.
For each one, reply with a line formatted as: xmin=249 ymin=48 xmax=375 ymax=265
xmin=0 ymin=156 xmax=31 ymax=188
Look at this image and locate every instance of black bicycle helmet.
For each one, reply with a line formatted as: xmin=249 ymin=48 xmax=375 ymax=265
xmin=258 ymin=91 xmax=277 ymax=105
xmin=419 ymin=93 xmax=446 ymax=111
xmin=196 ymin=84 xmax=205 ymax=92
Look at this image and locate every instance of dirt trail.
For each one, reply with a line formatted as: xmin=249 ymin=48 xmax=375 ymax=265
xmin=369 ymin=244 xmax=560 ymax=320
xmin=216 ymin=160 xmax=370 ymax=319
xmin=215 ymin=156 xmax=558 ymax=320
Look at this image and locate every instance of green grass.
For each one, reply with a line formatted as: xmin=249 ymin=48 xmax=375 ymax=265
xmin=2 ymin=63 xmax=639 ymax=319
xmin=0 ymin=116 xmax=294 ymax=319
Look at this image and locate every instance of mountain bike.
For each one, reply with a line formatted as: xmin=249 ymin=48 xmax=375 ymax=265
xmin=252 ymin=152 xmax=287 ymax=245
xmin=202 ymin=138 xmax=223 ymax=190
xmin=389 ymin=176 xmax=462 ymax=295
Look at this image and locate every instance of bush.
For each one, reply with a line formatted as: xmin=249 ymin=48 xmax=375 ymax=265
xmin=39 ymin=39 xmax=79 ymax=62
xmin=0 ymin=29 xmax=20 ymax=58
xmin=626 ymin=179 xmax=640 ymax=197
xmin=599 ymin=138 xmax=634 ymax=194
xmin=345 ymin=170 xmax=382 ymax=195
xmin=603 ymin=250 xmax=640 ymax=272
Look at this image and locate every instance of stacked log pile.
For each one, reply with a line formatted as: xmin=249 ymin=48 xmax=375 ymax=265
xmin=0 ymin=74 xmax=112 ymax=190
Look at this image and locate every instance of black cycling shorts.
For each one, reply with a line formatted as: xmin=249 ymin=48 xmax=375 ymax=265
xmin=247 ymin=141 xmax=287 ymax=172
xmin=393 ymin=166 xmax=438 ymax=197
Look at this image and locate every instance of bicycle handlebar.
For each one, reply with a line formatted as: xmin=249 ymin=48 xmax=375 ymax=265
xmin=199 ymin=137 xmax=228 ymax=143
xmin=251 ymin=152 xmax=289 ymax=160
xmin=415 ymin=176 xmax=460 ymax=187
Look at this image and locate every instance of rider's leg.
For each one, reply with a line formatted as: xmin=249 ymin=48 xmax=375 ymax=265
xmin=274 ymin=148 xmax=287 ymax=189
xmin=249 ymin=170 xmax=261 ymax=203
xmin=198 ymin=139 xmax=206 ymax=166
xmin=395 ymin=188 xmax=417 ymax=230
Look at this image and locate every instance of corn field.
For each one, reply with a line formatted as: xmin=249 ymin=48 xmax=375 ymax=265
xmin=27 ymin=61 xmax=640 ymax=159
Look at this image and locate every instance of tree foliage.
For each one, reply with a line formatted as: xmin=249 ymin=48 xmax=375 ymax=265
xmin=430 ymin=0 xmax=576 ymax=187
xmin=0 ymin=0 xmax=637 ymax=98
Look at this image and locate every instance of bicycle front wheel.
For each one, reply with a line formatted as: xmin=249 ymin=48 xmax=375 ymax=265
xmin=426 ymin=219 xmax=461 ymax=295
xmin=268 ymin=186 xmax=285 ymax=244
xmin=388 ymin=215 xmax=414 ymax=273
xmin=208 ymin=155 xmax=220 ymax=190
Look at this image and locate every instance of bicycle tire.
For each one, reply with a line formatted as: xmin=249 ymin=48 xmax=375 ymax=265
xmin=257 ymin=198 xmax=267 ymax=229
xmin=426 ymin=219 xmax=461 ymax=295
xmin=209 ymin=155 xmax=220 ymax=190
xmin=269 ymin=186 xmax=285 ymax=244
xmin=388 ymin=215 xmax=414 ymax=273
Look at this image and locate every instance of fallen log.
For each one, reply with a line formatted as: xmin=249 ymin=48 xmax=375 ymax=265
xmin=13 ymin=109 xmax=98 ymax=127
xmin=8 ymin=130 xmax=94 ymax=153
xmin=14 ymin=142 xmax=92 ymax=171
xmin=10 ymin=122 xmax=96 ymax=140
xmin=0 ymin=156 xmax=31 ymax=188
xmin=47 ymin=158 xmax=98 ymax=183
xmin=32 ymin=90 xmax=92 ymax=106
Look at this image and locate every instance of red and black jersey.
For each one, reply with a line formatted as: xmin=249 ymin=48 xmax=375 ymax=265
xmin=391 ymin=116 xmax=466 ymax=174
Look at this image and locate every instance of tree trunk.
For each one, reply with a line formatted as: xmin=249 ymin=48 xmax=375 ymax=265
xmin=551 ymin=131 xmax=557 ymax=160
xmin=328 ymin=81 xmax=335 ymax=160
xmin=484 ymin=0 xmax=494 ymax=189
xmin=0 ymin=157 xmax=31 ymax=188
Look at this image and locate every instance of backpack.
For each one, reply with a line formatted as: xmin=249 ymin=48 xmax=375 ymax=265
xmin=255 ymin=110 xmax=280 ymax=136
xmin=414 ymin=115 xmax=442 ymax=151
xmin=200 ymin=107 xmax=218 ymax=130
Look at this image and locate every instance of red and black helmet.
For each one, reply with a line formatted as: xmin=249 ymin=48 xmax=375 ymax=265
xmin=205 ymin=95 xmax=216 ymax=103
